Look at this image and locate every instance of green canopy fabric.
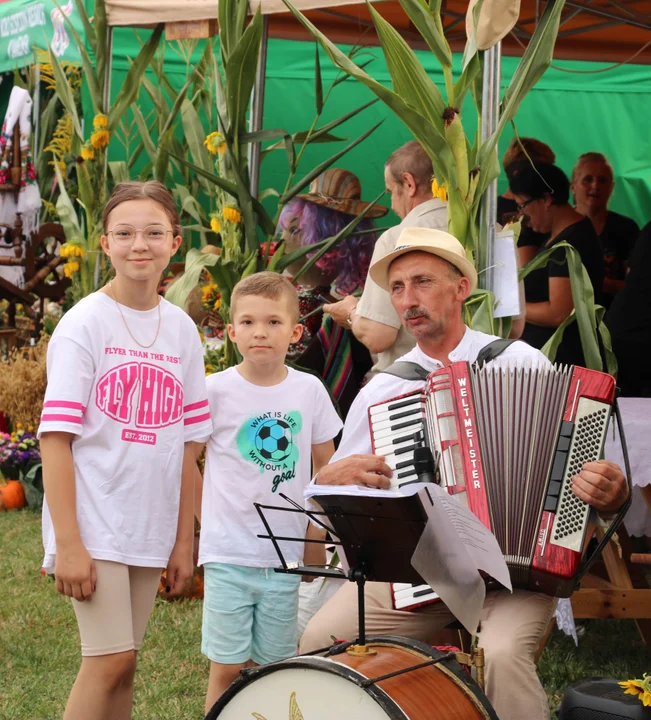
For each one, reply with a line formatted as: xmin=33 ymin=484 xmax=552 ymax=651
xmin=0 ymin=0 xmax=83 ymax=72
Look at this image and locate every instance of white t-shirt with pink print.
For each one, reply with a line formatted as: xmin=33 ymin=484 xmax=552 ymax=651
xmin=38 ymin=292 xmax=213 ymax=572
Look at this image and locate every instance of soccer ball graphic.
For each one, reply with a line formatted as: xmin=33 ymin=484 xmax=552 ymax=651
xmin=255 ymin=419 xmax=293 ymax=462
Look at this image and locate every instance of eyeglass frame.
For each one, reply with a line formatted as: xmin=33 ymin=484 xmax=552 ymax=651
xmin=106 ymin=224 xmax=175 ymax=246
xmin=516 ymin=197 xmax=540 ymax=212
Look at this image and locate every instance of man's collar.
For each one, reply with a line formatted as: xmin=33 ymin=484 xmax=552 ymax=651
xmin=401 ymin=197 xmax=445 ymax=225
xmin=413 ymin=326 xmax=473 ymax=368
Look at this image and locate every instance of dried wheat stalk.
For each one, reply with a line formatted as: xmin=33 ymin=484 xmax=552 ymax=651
xmin=0 ymin=336 xmax=49 ymax=428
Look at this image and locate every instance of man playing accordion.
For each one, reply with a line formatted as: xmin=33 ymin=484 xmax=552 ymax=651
xmin=300 ymin=227 xmax=629 ymax=720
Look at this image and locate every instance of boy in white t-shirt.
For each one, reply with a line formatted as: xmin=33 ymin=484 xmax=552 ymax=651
xmin=198 ymin=272 xmax=343 ymax=712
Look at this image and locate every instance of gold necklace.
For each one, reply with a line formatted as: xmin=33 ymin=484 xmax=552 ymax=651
xmin=109 ymin=281 xmax=162 ymax=349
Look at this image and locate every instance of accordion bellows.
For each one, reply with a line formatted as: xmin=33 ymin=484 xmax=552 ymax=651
xmin=369 ymin=361 xmax=616 ymax=601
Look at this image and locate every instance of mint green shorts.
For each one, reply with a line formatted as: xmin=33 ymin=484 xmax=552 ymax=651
xmin=202 ymin=562 xmax=301 ymax=665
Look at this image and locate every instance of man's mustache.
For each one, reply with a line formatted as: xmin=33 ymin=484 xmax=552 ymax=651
xmin=404 ymin=308 xmax=430 ymax=320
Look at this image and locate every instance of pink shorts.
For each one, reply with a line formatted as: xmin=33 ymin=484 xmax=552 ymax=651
xmin=71 ymin=560 xmax=162 ymax=657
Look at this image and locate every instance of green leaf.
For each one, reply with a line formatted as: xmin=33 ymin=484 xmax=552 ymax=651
xmin=306 ymin=98 xmax=379 ymax=143
xmin=179 ymin=98 xmax=214 ymax=195
xmin=279 ymin=121 xmax=384 ymax=205
xmin=224 ymin=7 xmax=263 ymax=151
xmin=108 ymin=161 xmax=130 ymax=184
xmin=453 ymin=51 xmax=481 ymax=110
xmin=281 ymin=0 xmax=454 ymax=181
xmin=219 ymin=0 xmax=248 ymax=62
xmin=170 ymin=154 xmax=277 ymax=237
xmin=159 ymin=70 xmax=196 ymax=140
xmin=47 ymin=47 xmax=83 ymax=139
xmin=131 ymin=106 xmax=157 ymax=165
xmin=166 ymin=248 xmax=219 ymax=309
xmin=54 ymin=165 xmax=83 ymax=245
xmin=154 ymin=128 xmax=174 ymax=183
xmin=108 ymin=25 xmax=164 ymax=134
xmin=397 ymin=0 xmax=452 ymax=68
xmin=94 ymin=0 xmax=108 ymax=94
xmin=368 ymin=3 xmax=446 ymax=132
xmin=315 ymin=42 xmax=324 ymax=114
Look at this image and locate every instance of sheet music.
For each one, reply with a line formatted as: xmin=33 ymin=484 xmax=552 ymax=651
xmin=306 ymin=482 xmax=511 ymax=634
xmin=412 ymin=485 xmax=511 ymax=634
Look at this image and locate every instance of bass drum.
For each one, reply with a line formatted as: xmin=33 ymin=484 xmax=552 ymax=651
xmin=206 ymin=636 xmax=498 ymax=719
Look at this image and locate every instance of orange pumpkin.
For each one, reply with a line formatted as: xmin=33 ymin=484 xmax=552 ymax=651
xmin=0 ymin=479 xmax=26 ymax=510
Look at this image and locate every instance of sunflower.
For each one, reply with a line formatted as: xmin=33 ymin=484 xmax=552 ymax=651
xmin=223 ymin=206 xmax=242 ymax=224
xmin=619 ymin=675 xmax=651 ymax=706
xmin=81 ymin=144 xmax=95 ymax=161
xmin=63 ymin=261 xmax=80 ymax=278
xmin=93 ymin=113 xmax=108 ymax=130
xmin=90 ymin=129 xmax=110 ymax=149
xmin=431 ymin=178 xmax=448 ymax=203
xmin=210 ymin=215 xmax=221 ymax=234
xmin=204 ymin=131 xmax=227 ymax=155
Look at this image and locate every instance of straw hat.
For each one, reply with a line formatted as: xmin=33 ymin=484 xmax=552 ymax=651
xmin=369 ymin=227 xmax=478 ymax=292
xmin=297 ymin=169 xmax=389 ymax=218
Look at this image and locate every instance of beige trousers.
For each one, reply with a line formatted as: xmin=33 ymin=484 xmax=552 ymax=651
xmin=300 ymin=581 xmax=557 ymax=720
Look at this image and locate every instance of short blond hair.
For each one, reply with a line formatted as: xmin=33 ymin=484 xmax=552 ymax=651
xmin=502 ymin=137 xmax=555 ymax=171
xmin=230 ymin=272 xmax=299 ymax=323
xmin=571 ymin=152 xmax=614 ymax=185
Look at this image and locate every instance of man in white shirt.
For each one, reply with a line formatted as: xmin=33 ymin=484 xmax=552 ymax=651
xmin=301 ymin=227 xmax=629 ymax=720
xmin=323 ymin=141 xmax=447 ymax=372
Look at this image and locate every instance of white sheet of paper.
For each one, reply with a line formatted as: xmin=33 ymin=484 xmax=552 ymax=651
xmin=411 ymin=485 xmax=511 ymax=634
xmin=493 ymin=229 xmax=521 ymax=319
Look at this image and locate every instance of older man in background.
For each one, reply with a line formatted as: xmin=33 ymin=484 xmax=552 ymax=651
xmin=324 ymin=140 xmax=447 ymax=373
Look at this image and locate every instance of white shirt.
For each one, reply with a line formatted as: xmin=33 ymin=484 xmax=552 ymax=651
xmin=330 ymin=328 xmax=550 ymax=465
xmin=38 ymin=293 xmax=212 ymax=572
xmin=199 ymin=366 xmax=343 ymax=568
xmin=355 ymin=198 xmax=447 ymax=373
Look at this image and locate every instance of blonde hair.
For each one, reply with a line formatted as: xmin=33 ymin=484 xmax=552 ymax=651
xmin=502 ymin=137 xmax=555 ymax=171
xmin=230 ymin=272 xmax=299 ymax=323
xmin=103 ymin=181 xmax=182 ymax=236
xmin=571 ymin=152 xmax=614 ymax=185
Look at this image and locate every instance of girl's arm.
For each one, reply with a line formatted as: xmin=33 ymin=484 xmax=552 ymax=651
xmin=40 ymin=431 xmax=96 ymax=601
xmin=193 ymin=443 xmax=206 ymax=524
xmin=166 ymin=441 xmax=202 ymax=594
xmin=526 ymin=276 xmax=574 ymax=328
xmin=303 ymin=439 xmax=336 ymax=581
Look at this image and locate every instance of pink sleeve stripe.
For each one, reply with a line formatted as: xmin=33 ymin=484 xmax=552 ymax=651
xmin=184 ymin=399 xmax=209 ymax=413
xmin=40 ymin=413 xmax=83 ymax=424
xmin=184 ymin=412 xmax=211 ymax=426
xmin=43 ymin=400 xmax=86 ymax=412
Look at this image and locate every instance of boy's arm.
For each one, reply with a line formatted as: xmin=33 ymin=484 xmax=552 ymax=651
xmin=167 ymin=441 xmax=203 ymax=594
xmin=302 ymin=439 xmax=336 ymax=582
xmin=40 ymin=431 xmax=96 ymax=601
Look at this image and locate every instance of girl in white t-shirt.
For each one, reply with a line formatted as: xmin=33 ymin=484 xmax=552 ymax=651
xmin=38 ymin=181 xmax=212 ymax=719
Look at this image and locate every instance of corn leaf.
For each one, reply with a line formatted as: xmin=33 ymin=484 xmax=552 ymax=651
xmin=52 ymin=0 xmax=101 ymax=114
xmin=398 ymin=0 xmax=452 ymax=69
xmin=180 ymin=98 xmax=214 ymax=195
xmin=166 ymin=248 xmax=220 ymax=309
xmin=219 ymin=0 xmax=248 ymax=62
xmin=463 ymin=290 xmax=495 ymax=334
xmin=368 ymin=3 xmax=446 ymax=132
xmin=282 ymin=0 xmax=455 ymax=181
xmin=108 ymin=25 xmax=164 ymax=134
xmin=475 ymin=0 xmax=565 ymax=198
xmin=279 ymin=121 xmax=384 ymax=205
xmin=453 ymin=51 xmax=481 ymax=110
xmin=108 ymin=161 xmax=130 ymax=184
xmin=315 ymin=42 xmax=324 ymax=114
xmin=54 ymin=165 xmax=83 ymax=245
xmin=131 ymin=106 xmax=157 ymax=165
xmin=47 ymin=46 xmax=83 ymax=139
xmin=94 ymin=0 xmax=108 ymax=93
xmin=224 ymin=7 xmax=263 ymax=152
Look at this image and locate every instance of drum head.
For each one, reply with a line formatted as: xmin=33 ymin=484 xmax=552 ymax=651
xmin=208 ymin=657 xmax=404 ymax=719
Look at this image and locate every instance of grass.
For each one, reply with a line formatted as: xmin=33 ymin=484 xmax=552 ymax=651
xmin=2 ymin=510 xmax=649 ymax=719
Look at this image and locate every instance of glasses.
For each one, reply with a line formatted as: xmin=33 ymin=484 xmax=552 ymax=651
xmin=108 ymin=224 xmax=173 ymax=246
xmin=516 ymin=198 xmax=538 ymax=211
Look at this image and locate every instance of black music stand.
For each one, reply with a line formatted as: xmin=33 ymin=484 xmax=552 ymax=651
xmin=254 ymin=487 xmax=435 ymax=648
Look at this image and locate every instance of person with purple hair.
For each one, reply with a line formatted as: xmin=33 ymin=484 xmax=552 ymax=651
xmin=278 ymin=168 xmax=388 ymax=418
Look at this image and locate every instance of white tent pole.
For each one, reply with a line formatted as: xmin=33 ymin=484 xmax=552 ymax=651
xmin=478 ymin=41 xmax=501 ymax=293
xmin=248 ymin=14 xmax=269 ymax=198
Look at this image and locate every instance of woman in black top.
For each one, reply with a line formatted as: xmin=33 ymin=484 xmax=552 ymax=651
xmin=571 ymin=152 xmax=639 ymax=307
xmin=510 ymin=163 xmax=604 ymax=366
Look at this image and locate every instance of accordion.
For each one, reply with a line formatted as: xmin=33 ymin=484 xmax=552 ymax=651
xmin=368 ymin=361 xmax=616 ymax=604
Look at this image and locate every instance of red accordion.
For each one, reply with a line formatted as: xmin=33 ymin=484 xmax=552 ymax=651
xmin=369 ymin=362 xmax=616 ymax=603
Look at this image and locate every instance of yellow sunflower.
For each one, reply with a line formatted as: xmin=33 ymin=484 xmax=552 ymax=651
xmin=93 ymin=113 xmax=108 ymax=130
xmin=63 ymin=261 xmax=80 ymax=278
xmin=223 ymin=206 xmax=242 ymax=224
xmin=210 ymin=215 xmax=221 ymax=233
xmin=619 ymin=675 xmax=651 ymax=706
xmin=90 ymin=129 xmax=110 ymax=149
xmin=204 ymin=131 xmax=227 ymax=155
xmin=431 ymin=178 xmax=448 ymax=203
xmin=81 ymin=145 xmax=95 ymax=161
